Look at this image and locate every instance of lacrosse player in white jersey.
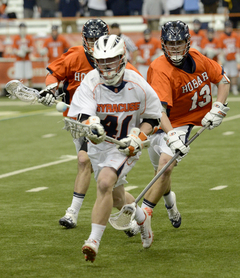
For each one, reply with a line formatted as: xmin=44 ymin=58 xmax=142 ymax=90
xmin=68 ymin=34 xmax=175 ymax=262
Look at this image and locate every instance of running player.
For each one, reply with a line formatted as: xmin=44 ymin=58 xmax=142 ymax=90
xmin=38 ymin=19 xmax=142 ymax=236
xmin=141 ymin=21 xmax=230 ymax=229
xmin=67 ymin=34 xmax=182 ymax=262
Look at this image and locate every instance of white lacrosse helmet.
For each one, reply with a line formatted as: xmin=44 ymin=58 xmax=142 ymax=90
xmin=93 ymin=35 xmax=127 ymax=86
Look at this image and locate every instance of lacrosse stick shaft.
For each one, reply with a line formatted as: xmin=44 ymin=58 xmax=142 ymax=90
xmin=65 ymin=117 xmax=127 ymax=147
xmin=134 ymin=124 xmax=210 ymax=204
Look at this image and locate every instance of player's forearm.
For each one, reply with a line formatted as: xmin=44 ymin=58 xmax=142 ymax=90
xmin=139 ymin=122 xmax=154 ymax=136
xmin=45 ymin=73 xmax=59 ymax=88
xmin=216 ymin=82 xmax=230 ymax=104
xmin=160 ymin=112 xmax=173 ymax=134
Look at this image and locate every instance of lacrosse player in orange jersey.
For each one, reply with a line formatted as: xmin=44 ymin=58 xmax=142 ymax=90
xmin=12 ymin=23 xmax=34 ymax=87
xmin=140 ymin=20 xmax=230 ymax=229
xmin=39 ymin=25 xmax=70 ymax=64
xmin=189 ymin=19 xmax=206 ymax=52
xmin=37 ymin=19 xmax=143 ymax=237
xmin=218 ymin=20 xmax=239 ymax=95
xmin=135 ymin=28 xmax=163 ymax=79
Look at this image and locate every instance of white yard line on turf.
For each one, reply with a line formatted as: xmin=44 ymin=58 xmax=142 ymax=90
xmin=0 ymin=155 xmax=76 ymax=179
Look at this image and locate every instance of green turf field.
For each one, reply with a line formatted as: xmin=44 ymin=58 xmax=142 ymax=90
xmin=0 ymin=96 xmax=239 ymax=278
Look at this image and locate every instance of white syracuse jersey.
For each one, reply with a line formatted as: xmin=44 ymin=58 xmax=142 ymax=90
xmin=68 ymin=68 xmax=162 ymax=149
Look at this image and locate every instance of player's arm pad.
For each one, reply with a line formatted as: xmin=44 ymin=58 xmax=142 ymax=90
xmin=142 ymin=118 xmax=161 ymax=135
xmin=201 ymin=102 xmax=230 ymax=130
xmin=117 ymin=127 xmax=150 ymax=157
xmin=77 ymin=113 xmax=90 ymax=122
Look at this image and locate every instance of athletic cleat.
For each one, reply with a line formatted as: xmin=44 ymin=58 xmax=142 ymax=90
xmin=124 ymin=219 xmax=140 ymax=237
xmin=82 ymin=239 xmax=99 ymax=262
xmin=165 ymin=191 xmax=181 ymax=228
xmin=139 ymin=208 xmax=153 ymax=248
xmin=59 ymin=207 xmax=77 ymax=229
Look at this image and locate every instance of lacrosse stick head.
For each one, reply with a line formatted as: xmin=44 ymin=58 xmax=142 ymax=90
xmin=63 ymin=117 xmax=89 ymax=138
xmin=108 ymin=203 xmax=136 ymax=230
xmin=5 ymin=80 xmax=39 ymax=103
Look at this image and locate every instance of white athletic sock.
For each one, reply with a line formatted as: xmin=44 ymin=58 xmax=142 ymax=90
xmin=70 ymin=192 xmax=85 ymax=214
xmin=89 ymin=223 xmax=106 ymax=244
xmin=134 ymin=205 xmax=146 ymax=224
xmin=163 ymin=191 xmax=174 ymax=208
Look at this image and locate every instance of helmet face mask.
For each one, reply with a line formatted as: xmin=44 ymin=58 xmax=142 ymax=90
xmin=82 ymin=19 xmax=109 ymax=60
xmin=94 ymin=35 xmax=127 ymax=86
xmin=164 ymin=40 xmax=189 ymax=66
xmin=161 ymin=21 xmax=190 ymax=67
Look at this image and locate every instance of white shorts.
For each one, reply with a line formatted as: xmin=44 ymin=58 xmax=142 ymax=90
xmin=223 ymin=60 xmax=238 ymax=77
xmin=148 ymin=125 xmax=193 ymax=171
xmin=14 ymin=61 xmax=33 ymax=79
xmin=87 ymin=142 xmax=141 ymax=188
xmin=73 ymin=137 xmax=86 ymax=154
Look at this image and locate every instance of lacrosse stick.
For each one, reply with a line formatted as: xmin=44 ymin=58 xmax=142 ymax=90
xmin=108 ymin=123 xmax=211 ymax=230
xmin=5 ymin=80 xmax=69 ymax=108
xmin=64 ymin=117 xmax=127 ymax=147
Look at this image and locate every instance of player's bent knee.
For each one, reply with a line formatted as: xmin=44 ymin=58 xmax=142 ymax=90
xmin=77 ymin=150 xmax=91 ymax=166
xmin=112 ymin=196 xmax=125 ymax=209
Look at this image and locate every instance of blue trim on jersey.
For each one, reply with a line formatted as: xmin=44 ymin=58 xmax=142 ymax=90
xmin=182 ymin=54 xmax=196 ymax=73
xmin=221 ymin=66 xmax=224 ymax=75
xmin=46 ymin=67 xmax=53 ymax=74
xmin=103 ymin=81 xmax=128 ymax=93
xmin=85 ymin=52 xmax=95 ymax=68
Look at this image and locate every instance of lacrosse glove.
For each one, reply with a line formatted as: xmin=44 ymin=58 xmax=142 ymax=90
xmin=38 ymin=89 xmax=56 ymax=106
xmin=165 ymin=130 xmax=190 ymax=159
xmin=201 ymin=102 xmax=230 ymax=130
xmin=86 ymin=116 xmax=106 ymax=144
xmin=117 ymin=128 xmax=150 ymax=157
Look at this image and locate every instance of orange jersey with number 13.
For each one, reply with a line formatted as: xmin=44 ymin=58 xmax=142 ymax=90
xmin=147 ymin=48 xmax=224 ymax=127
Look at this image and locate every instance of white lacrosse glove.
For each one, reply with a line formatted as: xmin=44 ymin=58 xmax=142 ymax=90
xmin=201 ymin=102 xmax=230 ymax=130
xmin=16 ymin=49 xmax=26 ymax=58
xmin=39 ymin=47 xmax=48 ymax=56
xmin=165 ymin=130 xmax=190 ymax=158
xmin=205 ymin=48 xmax=218 ymax=59
xmin=86 ymin=116 xmax=106 ymax=144
xmin=117 ymin=128 xmax=150 ymax=157
xmin=38 ymin=83 xmax=58 ymax=106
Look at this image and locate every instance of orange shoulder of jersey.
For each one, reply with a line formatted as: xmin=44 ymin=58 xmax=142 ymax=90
xmin=147 ymin=49 xmax=223 ymax=127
